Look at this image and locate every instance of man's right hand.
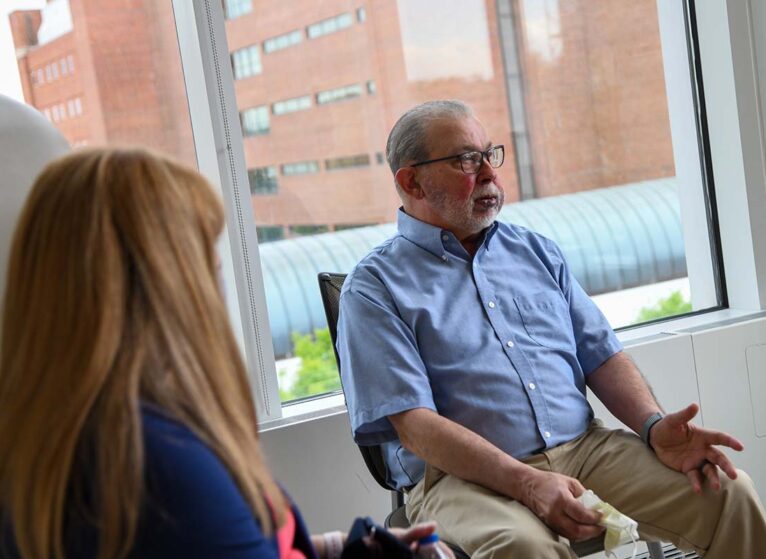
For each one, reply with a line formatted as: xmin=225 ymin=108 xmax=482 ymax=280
xmin=518 ymin=469 xmax=604 ymax=542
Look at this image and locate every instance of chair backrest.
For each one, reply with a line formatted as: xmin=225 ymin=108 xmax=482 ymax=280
xmin=317 ymin=272 xmax=393 ymax=492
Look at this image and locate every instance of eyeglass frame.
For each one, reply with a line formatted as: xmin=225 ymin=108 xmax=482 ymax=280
xmin=409 ymin=145 xmax=505 ymax=174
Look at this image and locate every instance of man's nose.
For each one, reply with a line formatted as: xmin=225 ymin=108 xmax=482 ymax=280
xmin=476 ymin=157 xmax=497 ymax=181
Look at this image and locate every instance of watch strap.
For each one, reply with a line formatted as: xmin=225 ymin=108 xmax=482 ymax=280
xmin=641 ymin=412 xmax=664 ymax=446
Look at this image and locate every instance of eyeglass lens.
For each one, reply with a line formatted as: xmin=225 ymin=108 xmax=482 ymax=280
xmin=461 ymin=146 xmax=504 ymax=173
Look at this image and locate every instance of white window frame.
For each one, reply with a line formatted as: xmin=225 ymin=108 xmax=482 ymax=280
xmin=173 ymin=0 xmax=766 ymax=424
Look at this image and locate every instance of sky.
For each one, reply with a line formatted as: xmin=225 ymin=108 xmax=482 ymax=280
xmin=1 ymin=0 xmax=45 ymax=101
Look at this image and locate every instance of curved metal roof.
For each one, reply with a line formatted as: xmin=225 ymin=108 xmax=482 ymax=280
xmin=258 ymin=178 xmax=684 ymax=357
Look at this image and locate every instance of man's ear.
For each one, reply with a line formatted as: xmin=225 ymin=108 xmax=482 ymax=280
xmin=395 ymin=167 xmax=424 ymax=199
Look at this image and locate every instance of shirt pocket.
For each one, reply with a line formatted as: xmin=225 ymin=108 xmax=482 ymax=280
xmin=514 ymin=291 xmax=574 ymax=351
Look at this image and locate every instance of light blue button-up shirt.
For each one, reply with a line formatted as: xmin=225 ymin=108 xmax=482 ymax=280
xmin=337 ymin=209 xmax=622 ymax=489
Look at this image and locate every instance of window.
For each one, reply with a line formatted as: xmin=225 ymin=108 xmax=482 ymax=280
xmin=272 ymin=95 xmax=311 ymax=115
xmin=289 ymin=225 xmax=329 ymax=236
xmin=51 ymin=105 xmax=60 ymax=122
xmin=205 ymin=0 xmax=733 ymax=409
xmin=240 ymin=105 xmax=270 ymax=135
xmin=223 ymin=0 xmax=252 ymax=20
xmin=282 ymin=161 xmax=320 ymax=176
xmin=66 ymin=55 xmax=75 ymax=74
xmin=231 ymin=44 xmax=262 ymax=79
xmin=248 ymin=167 xmax=278 ymax=195
xmin=307 ymin=13 xmax=353 ymax=39
xmin=37 ymin=69 xmax=44 ymax=84
xmin=60 ymin=58 xmax=68 ymax=76
xmin=51 ymin=63 xmax=58 ymax=79
xmin=45 ymin=65 xmax=52 ymax=81
xmin=316 ymin=84 xmax=363 ymax=105
xmin=325 ymin=153 xmax=370 ymax=171
xmin=73 ymin=97 xmax=82 ymax=116
xmin=263 ymin=30 xmax=303 ymax=54
xmin=257 ymin=226 xmax=285 ymax=243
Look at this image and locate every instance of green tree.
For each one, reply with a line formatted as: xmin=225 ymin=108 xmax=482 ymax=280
xmin=279 ymin=327 xmax=341 ymax=401
xmin=634 ymin=290 xmax=692 ymax=324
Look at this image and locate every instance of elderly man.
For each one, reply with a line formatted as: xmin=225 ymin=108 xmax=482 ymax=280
xmin=336 ymin=100 xmax=766 ymax=558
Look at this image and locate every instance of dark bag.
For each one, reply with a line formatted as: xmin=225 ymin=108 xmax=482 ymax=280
xmin=340 ymin=516 xmax=414 ymax=559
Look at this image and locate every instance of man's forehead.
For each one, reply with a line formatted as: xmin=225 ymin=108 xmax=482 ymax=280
xmin=425 ymin=116 xmax=490 ymax=154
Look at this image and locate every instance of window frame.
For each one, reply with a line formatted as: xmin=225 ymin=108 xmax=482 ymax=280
xmin=174 ymin=0 xmax=766 ymax=423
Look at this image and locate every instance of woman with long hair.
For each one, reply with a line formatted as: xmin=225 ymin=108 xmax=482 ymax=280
xmin=0 ymin=147 xmax=443 ymax=559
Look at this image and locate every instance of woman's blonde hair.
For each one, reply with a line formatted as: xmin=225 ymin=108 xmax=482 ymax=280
xmin=0 ymin=147 xmax=286 ymax=559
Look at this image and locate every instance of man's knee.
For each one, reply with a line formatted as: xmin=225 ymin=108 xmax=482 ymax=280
xmin=721 ymin=469 xmax=763 ymax=512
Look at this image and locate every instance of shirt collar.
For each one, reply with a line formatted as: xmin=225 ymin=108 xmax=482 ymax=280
xmin=396 ymin=208 xmax=499 ymax=258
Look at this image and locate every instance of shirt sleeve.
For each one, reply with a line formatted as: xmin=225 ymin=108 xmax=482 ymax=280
xmin=137 ymin=412 xmax=280 ymax=559
xmin=543 ymin=237 xmax=623 ymax=375
xmin=336 ymin=266 xmax=437 ymax=446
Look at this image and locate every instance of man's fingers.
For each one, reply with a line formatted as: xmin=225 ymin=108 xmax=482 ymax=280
xmin=698 ymin=428 xmax=745 ymax=451
xmin=702 ymin=461 xmax=721 ymax=492
xmin=706 ymin=447 xmax=739 ymax=480
xmin=563 ymin=499 xmax=602 ymax=525
xmin=668 ymin=403 xmax=699 ymax=425
xmin=686 ymin=468 xmax=703 ymax=495
xmin=558 ymin=516 xmax=604 ymax=543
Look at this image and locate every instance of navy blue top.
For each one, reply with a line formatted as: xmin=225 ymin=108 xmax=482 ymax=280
xmin=1 ymin=407 xmax=316 ymax=559
xmin=337 ymin=210 xmax=622 ymax=489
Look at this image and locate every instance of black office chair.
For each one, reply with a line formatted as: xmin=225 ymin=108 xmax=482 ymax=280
xmin=317 ymin=272 xmax=667 ymax=559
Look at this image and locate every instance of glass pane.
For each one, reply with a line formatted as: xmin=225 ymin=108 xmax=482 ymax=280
xmin=2 ymin=0 xmax=195 ymax=167
xmin=221 ymin=1 xmax=719 ymax=404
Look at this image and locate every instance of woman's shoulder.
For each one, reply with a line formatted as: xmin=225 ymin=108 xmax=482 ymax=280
xmin=136 ymin=405 xmax=280 ymax=559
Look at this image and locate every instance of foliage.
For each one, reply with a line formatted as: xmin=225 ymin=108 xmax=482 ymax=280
xmin=635 ymin=290 xmax=692 ymax=323
xmin=279 ymin=327 xmax=340 ymax=401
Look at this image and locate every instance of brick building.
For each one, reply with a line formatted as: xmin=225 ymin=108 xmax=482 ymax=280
xmin=10 ymin=0 xmax=675 ymax=241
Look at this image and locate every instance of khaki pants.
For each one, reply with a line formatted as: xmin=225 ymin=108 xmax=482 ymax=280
xmin=406 ymin=421 xmax=766 ymax=558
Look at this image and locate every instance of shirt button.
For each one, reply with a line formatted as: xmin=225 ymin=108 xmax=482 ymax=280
xmin=442 ymin=234 xmax=449 ymax=241
xmin=544 ymin=431 xmax=551 ymax=439
xmin=488 ymin=301 xmax=495 ymax=309
xmin=506 ymin=340 xmax=514 ymax=348
xmin=528 ymin=382 xmax=536 ymax=390
xmin=441 ymin=254 xmax=448 ymax=261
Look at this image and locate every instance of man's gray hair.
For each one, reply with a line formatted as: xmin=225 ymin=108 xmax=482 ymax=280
xmin=385 ymin=100 xmax=473 ymax=177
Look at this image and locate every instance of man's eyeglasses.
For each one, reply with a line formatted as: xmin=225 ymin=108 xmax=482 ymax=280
xmin=410 ymin=145 xmax=505 ymax=174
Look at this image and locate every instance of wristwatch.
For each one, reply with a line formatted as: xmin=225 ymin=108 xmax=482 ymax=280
xmin=641 ymin=412 xmax=664 ymax=447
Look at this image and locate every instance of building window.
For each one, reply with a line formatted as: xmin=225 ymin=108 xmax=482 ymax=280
xmin=289 ymin=224 xmax=329 ymax=236
xmin=307 ymin=12 xmax=353 ymax=39
xmin=43 ymin=108 xmax=51 ymax=121
xmin=282 ymin=160 xmax=320 ymax=176
xmin=30 ymin=71 xmax=36 ymax=85
xmin=74 ymin=97 xmax=82 ymax=115
xmin=66 ymin=55 xmax=75 ymax=74
xmin=325 ymin=153 xmax=370 ymax=171
xmin=375 ymin=152 xmax=385 ymax=165
xmin=37 ymin=69 xmax=44 ymax=84
xmin=272 ymin=95 xmax=311 ymax=115
xmin=248 ymin=166 xmax=278 ymax=195
xmin=257 ymin=226 xmax=285 ymax=243
xmin=60 ymin=58 xmax=68 ymax=76
xmin=356 ymin=7 xmax=366 ymax=23
xmin=231 ymin=44 xmax=262 ymax=79
xmin=335 ymin=223 xmax=367 ymax=231
xmin=240 ymin=105 xmax=270 ymax=136
xmin=45 ymin=65 xmax=52 ymax=81
xmin=223 ymin=0 xmax=252 ymax=20
xmin=51 ymin=105 xmax=60 ymax=122
xmin=316 ymin=84 xmax=363 ymax=105
xmin=366 ymin=80 xmax=376 ymax=94
xmin=51 ymin=63 xmax=58 ymax=80
xmin=263 ymin=30 xmax=303 ymax=54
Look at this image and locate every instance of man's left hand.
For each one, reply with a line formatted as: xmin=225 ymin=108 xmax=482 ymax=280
xmin=649 ymin=403 xmax=744 ymax=494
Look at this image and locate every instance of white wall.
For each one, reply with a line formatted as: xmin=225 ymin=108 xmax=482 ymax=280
xmin=261 ymin=315 xmax=766 ymax=533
